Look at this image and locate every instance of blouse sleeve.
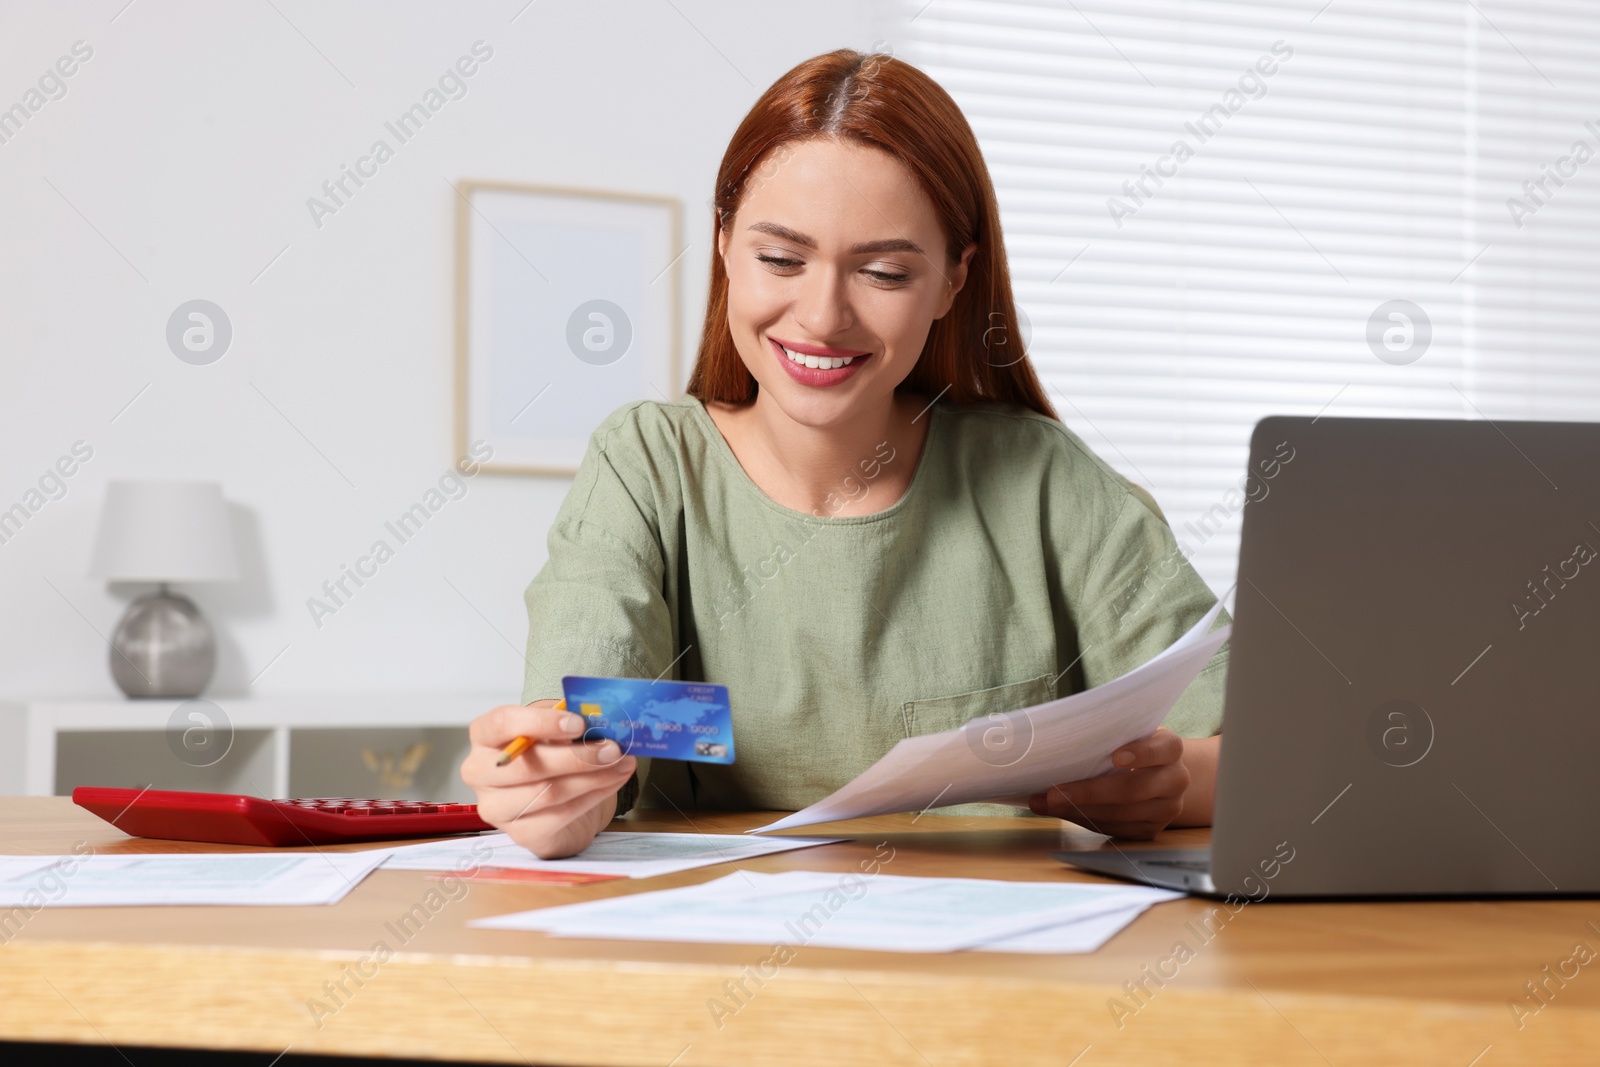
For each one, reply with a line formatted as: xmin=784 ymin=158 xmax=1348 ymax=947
xmin=519 ymin=413 xmax=678 ymax=819
xmin=1064 ymin=470 xmax=1230 ymax=739
xmin=519 ymin=412 xmax=680 ymax=814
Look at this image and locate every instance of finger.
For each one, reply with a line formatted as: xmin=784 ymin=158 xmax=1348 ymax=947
xmin=501 ymin=786 xmax=625 ymax=858
xmin=565 ymin=736 xmax=641 ymax=771
xmin=1100 ymin=821 xmax=1167 ymax=842
xmin=476 ymin=760 xmax=635 ymax=826
xmin=1067 ymin=797 xmax=1183 ymax=828
xmin=508 ymin=772 xmax=634 ymax=828
xmin=1033 ymin=764 xmax=1187 ymax=813
xmin=498 ymin=776 xmax=635 ymax=853
xmin=1044 ymin=797 xmax=1183 ymax=839
xmin=487 ymin=737 xmax=634 ymax=781
xmin=467 ymin=740 xmax=634 ymax=790
xmin=469 ymin=703 xmax=586 ymax=748
xmin=1111 ymin=728 xmax=1184 ymax=770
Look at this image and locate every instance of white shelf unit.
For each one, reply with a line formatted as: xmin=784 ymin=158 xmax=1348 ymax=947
xmin=0 ymin=694 xmax=503 ymax=801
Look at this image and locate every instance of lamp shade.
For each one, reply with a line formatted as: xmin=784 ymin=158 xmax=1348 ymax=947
xmin=89 ymin=480 xmax=239 ymax=583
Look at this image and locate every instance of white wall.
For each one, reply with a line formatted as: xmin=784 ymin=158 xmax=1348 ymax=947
xmin=0 ymin=1 xmax=883 ymax=699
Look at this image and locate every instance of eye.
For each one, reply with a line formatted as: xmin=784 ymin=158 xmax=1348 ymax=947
xmin=756 ymin=252 xmax=912 ymax=286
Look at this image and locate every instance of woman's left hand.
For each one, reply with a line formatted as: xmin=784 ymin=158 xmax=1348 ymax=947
xmin=1027 ymin=727 xmax=1190 ymax=840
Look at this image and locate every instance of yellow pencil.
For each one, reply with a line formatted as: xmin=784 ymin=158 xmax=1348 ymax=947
xmin=495 ymin=699 xmax=565 ymax=766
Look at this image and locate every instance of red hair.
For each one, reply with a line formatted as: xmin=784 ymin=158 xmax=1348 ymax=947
xmin=687 ymin=49 xmax=1058 ymax=420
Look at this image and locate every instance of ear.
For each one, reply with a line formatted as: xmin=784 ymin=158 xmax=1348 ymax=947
xmin=716 ymin=216 xmax=730 ymax=262
xmin=934 ymin=243 xmax=978 ymax=319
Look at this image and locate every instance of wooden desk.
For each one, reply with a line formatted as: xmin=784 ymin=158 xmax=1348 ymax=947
xmin=1 ymin=798 xmax=1595 ymax=1065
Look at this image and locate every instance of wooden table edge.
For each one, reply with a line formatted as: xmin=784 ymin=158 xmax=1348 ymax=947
xmin=5 ymin=937 xmax=1597 ymax=1065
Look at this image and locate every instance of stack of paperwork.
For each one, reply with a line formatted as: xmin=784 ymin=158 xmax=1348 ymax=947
xmin=752 ymin=599 xmax=1230 ymax=832
xmin=0 ymin=852 xmax=385 ymax=907
xmin=370 ymin=831 xmax=839 ymax=879
xmin=474 ymin=870 xmax=1180 ymax=953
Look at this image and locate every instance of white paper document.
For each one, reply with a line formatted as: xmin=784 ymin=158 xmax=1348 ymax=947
xmin=474 ymin=870 xmax=1180 ymax=953
xmin=370 ymin=831 xmax=840 ymax=879
xmin=0 ymin=852 xmax=385 ymax=907
xmin=751 ymin=600 xmax=1231 ymax=833
xmin=980 ymin=902 xmax=1157 ymax=953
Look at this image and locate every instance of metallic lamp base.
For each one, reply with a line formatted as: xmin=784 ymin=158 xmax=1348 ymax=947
xmin=110 ymin=588 xmax=216 ymax=699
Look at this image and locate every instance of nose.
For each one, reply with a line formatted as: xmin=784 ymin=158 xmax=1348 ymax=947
xmin=791 ymin=264 xmax=854 ymax=340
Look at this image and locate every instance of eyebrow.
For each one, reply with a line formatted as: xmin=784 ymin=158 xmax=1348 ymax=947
xmin=747 ymin=221 xmax=924 ymax=257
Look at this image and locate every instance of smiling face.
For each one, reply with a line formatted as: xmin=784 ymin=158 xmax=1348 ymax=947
xmin=716 ymin=136 xmax=973 ymax=429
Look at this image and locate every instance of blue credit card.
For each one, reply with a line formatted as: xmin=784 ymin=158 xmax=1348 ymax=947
xmin=560 ymin=676 xmax=735 ymax=764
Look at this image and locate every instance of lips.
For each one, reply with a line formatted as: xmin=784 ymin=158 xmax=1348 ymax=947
xmin=770 ymin=335 xmax=870 ymax=369
xmin=768 ymin=336 xmax=871 ymax=387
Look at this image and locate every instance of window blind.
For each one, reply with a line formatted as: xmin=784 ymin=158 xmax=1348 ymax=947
xmin=896 ymin=0 xmax=1600 ymax=592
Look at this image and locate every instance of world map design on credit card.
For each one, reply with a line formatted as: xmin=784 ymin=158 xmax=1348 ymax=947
xmin=560 ymin=676 xmax=735 ymax=764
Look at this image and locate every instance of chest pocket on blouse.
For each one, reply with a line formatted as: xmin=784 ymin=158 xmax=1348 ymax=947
xmin=901 ymin=674 xmax=1056 ymax=740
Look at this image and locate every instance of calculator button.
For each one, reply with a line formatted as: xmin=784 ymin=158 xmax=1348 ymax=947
xmin=269 ymin=796 xmax=480 ymax=817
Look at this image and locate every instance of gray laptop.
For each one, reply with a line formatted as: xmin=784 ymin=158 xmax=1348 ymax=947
xmin=1057 ymin=415 xmax=1600 ymax=899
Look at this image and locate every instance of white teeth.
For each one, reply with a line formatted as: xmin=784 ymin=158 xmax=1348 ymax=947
xmin=780 ymin=344 xmax=859 ymax=371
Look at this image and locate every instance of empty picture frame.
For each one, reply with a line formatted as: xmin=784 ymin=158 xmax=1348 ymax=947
xmin=454 ymin=180 xmax=682 ymax=474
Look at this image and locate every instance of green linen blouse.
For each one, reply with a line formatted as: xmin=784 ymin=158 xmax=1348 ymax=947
xmin=520 ymin=394 xmax=1229 ymax=816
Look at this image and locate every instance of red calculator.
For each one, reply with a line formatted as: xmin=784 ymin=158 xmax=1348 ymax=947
xmin=72 ymin=787 xmax=494 ymax=847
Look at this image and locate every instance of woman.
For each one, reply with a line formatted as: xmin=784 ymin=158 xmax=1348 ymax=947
xmin=461 ymin=49 xmax=1228 ymax=859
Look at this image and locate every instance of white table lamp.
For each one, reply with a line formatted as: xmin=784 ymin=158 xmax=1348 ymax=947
xmin=89 ymin=480 xmax=240 ymax=699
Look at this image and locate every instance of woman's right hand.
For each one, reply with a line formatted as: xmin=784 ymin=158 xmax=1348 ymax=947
xmin=461 ymin=699 xmax=638 ymax=859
